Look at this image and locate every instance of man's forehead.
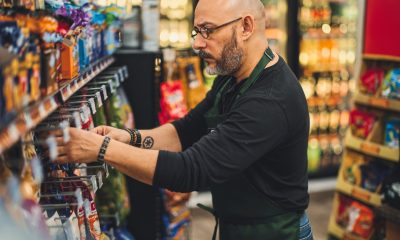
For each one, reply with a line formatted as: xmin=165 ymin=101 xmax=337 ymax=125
xmin=194 ymin=3 xmax=231 ymax=26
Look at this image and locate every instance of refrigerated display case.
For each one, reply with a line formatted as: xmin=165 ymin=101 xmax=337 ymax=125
xmin=295 ymin=0 xmax=359 ymax=178
xmin=261 ymin=0 xmax=288 ymax=60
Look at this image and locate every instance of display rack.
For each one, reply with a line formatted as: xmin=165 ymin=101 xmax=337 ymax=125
xmin=0 ymin=57 xmax=114 ymax=155
xmin=328 ymin=1 xmax=400 ymax=239
xmin=344 ymin=130 xmax=399 ymax=162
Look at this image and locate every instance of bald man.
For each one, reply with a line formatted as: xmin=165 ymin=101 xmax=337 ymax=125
xmin=55 ymin=0 xmax=313 ymax=239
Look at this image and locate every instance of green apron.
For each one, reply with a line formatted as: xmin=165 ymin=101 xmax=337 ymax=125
xmin=199 ymin=47 xmax=302 ymax=240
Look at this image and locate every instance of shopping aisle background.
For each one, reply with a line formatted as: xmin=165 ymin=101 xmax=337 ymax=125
xmin=191 ymin=191 xmax=334 ymax=240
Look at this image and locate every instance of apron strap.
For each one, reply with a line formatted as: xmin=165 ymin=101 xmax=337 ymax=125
xmin=197 ymin=203 xmax=219 ymax=240
xmin=236 ymin=47 xmax=274 ymax=98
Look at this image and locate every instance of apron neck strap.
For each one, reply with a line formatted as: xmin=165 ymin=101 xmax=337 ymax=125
xmin=237 ymin=47 xmax=274 ymax=97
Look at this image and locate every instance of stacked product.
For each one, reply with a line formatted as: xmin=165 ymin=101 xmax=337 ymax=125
xmin=298 ymin=0 xmax=358 ymax=176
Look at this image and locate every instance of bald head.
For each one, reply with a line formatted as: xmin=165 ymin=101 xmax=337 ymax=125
xmin=195 ymin=0 xmax=266 ymax=34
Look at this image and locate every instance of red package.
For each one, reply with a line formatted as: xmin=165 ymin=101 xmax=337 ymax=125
xmin=360 ymin=69 xmax=384 ymax=95
xmin=158 ymin=81 xmax=188 ymax=124
xmin=348 ymin=201 xmax=374 ymax=238
xmin=349 ymin=109 xmax=376 ymax=139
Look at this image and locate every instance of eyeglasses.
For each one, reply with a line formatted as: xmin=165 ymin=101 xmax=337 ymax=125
xmin=191 ymin=17 xmax=242 ymax=40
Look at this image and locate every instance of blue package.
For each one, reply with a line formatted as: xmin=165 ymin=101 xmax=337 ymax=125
xmin=385 ymin=118 xmax=400 ymax=148
xmin=382 ymin=69 xmax=400 ymax=100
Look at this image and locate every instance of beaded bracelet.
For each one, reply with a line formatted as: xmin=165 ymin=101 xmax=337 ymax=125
xmin=132 ymin=128 xmax=142 ymax=148
xmin=97 ymin=136 xmax=111 ymax=163
xmin=123 ymin=128 xmax=135 ymax=146
xmin=123 ymin=128 xmax=142 ymax=148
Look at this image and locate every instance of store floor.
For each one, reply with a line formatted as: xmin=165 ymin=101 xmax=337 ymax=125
xmin=190 ymin=190 xmax=334 ymax=240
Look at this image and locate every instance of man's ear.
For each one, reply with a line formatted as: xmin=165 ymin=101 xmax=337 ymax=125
xmin=241 ymin=15 xmax=255 ymax=41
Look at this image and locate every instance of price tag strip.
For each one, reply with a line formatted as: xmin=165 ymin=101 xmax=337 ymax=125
xmin=96 ymin=92 xmax=103 ymax=107
xmin=90 ymin=175 xmax=98 ymax=193
xmin=89 ymin=98 xmax=96 ymax=114
xmin=24 ymin=111 xmax=33 ymax=129
xmin=97 ymin=172 xmax=103 ymax=189
xmin=75 ymin=188 xmax=84 ymax=209
xmin=73 ymin=112 xmax=82 ymax=129
xmin=46 ymin=135 xmax=58 ymax=161
xmin=8 ymin=123 xmax=19 ymax=142
xmin=38 ymin=103 xmax=46 ymax=118
xmin=101 ymin=85 xmax=108 ymax=100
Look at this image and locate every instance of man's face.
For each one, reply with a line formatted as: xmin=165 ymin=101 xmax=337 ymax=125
xmin=193 ymin=2 xmax=244 ymax=76
xmin=198 ymin=29 xmax=244 ymax=76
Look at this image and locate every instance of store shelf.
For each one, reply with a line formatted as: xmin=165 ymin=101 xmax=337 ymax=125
xmin=0 ymin=56 xmax=114 ymax=155
xmin=363 ymin=54 xmax=400 ymax=62
xmin=59 ymin=57 xmax=114 ymax=102
xmin=344 ymin=131 xmax=399 ymax=162
xmin=336 ymin=177 xmax=381 ymax=207
xmin=354 ymin=93 xmax=400 ymax=112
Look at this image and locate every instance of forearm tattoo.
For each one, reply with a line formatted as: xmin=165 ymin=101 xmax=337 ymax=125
xmin=142 ymin=136 xmax=154 ymax=149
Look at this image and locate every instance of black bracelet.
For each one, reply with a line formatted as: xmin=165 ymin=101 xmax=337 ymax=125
xmin=98 ymin=136 xmax=111 ymax=163
xmin=123 ymin=128 xmax=135 ymax=145
xmin=132 ymin=128 xmax=142 ymax=148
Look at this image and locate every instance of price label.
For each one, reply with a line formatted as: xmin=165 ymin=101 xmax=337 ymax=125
xmin=50 ymin=97 xmax=57 ymax=109
xmin=79 ymin=107 xmax=88 ymax=123
xmin=102 ymin=85 xmax=108 ymax=100
xmin=73 ymin=112 xmax=82 ymax=129
xmin=90 ymin=175 xmax=98 ymax=193
xmin=38 ymin=103 xmax=46 ymax=118
xmin=46 ymin=136 xmax=58 ymax=161
xmin=108 ymin=80 xmax=115 ymax=94
xmin=84 ymin=105 xmax=91 ymax=120
xmin=115 ymin=74 xmax=120 ymax=87
xmin=96 ymin=92 xmax=103 ymax=107
xmin=351 ymin=187 xmax=371 ymax=202
xmin=75 ymin=188 xmax=83 ymax=208
xmin=8 ymin=123 xmax=19 ymax=141
xmin=123 ymin=66 xmax=128 ymax=78
xmin=97 ymin=172 xmax=103 ymax=189
xmin=67 ymin=84 xmax=72 ymax=95
xmin=369 ymin=97 xmax=389 ymax=108
xmin=84 ymin=199 xmax=91 ymax=217
xmin=360 ymin=143 xmax=380 ymax=155
xmin=89 ymin=98 xmax=96 ymax=114
xmin=104 ymin=163 xmax=109 ymax=178
xmin=31 ymin=156 xmax=43 ymax=184
xmin=24 ymin=112 xmax=33 ymax=128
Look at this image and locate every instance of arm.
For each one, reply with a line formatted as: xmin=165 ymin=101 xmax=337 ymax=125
xmin=94 ymin=80 xmax=217 ymax=151
xmin=92 ymin=123 xmax=182 ymax=152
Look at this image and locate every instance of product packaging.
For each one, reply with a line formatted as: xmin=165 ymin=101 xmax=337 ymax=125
xmin=384 ymin=118 xmax=400 ymax=148
xmin=382 ymin=69 xmax=400 ymax=99
xmin=349 ymin=109 xmax=376 ymax=139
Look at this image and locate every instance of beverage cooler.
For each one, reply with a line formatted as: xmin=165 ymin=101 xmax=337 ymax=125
xmin=263 ymin=0 xmax=359 ymax=178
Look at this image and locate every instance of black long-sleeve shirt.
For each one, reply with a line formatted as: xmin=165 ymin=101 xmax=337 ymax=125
xmin=153 ymin=57 xmax=310 ymax=211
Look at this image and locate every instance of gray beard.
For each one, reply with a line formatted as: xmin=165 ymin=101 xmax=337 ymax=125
xmin=204 ymin=31 xmax=244 ymax=76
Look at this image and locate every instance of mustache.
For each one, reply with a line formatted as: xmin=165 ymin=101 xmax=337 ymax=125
xmin=198 ymin=50 xmax=213 ymax=59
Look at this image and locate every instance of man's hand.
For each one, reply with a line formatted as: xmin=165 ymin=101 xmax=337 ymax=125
xmin=91 ymin=125 xmax=131 ymax=144
xmin=54 ymin=127 xmax=103 ymax=164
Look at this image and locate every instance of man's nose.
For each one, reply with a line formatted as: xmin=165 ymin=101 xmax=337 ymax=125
xmin=192 ymin=35 xmax=207 ymax=51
